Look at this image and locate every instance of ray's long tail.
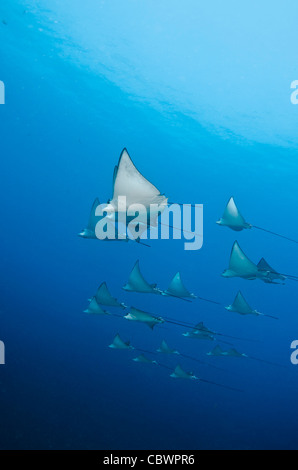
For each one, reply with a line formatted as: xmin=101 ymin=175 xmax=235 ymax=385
xmin=253 ymin=225 xmax=298 ymax=245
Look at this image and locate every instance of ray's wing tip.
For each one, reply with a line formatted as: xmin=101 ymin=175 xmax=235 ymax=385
xmin=120 ymin=147 xmax=129 ymax=157
xmin=115 ymin=148 xmax=130 ymax=170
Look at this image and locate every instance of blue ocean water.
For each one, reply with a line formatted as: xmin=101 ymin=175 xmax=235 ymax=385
xmin=0 ymin=0 xmax=298 ymax=450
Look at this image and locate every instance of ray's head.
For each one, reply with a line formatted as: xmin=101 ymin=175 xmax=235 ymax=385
xmin=78 ymin=229 xmax=89 ymax=238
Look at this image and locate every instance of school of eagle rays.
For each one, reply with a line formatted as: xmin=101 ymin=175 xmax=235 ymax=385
xmin=79 ymin=148 xmax=295 ymax=392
